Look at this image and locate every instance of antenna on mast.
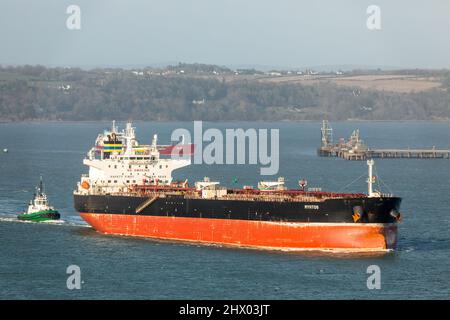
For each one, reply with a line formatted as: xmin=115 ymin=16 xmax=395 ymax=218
xmin=123 ymin=122 xmax=135 ymax=154
xmin=38 ymin=175 xmax=44 ymax=195
xmin=367 ymin=159 xmax=376 ymax=197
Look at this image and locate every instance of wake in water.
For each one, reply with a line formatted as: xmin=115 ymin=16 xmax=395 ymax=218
xmin=0 ymin=214 xmax=90 ymax=228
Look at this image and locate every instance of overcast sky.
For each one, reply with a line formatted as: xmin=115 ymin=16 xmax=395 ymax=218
xmin=1 ymin=0 xmax=449 ymax=69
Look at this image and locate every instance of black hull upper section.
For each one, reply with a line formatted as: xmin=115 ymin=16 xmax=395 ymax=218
xmin=74 ymin=194 xmax=401 ymax=224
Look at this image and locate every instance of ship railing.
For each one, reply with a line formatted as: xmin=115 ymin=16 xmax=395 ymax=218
xmin=229 ymin=188 xmax=366 ymax=199
xmin=88 ymin=189 xmax=362 ymax=202
xmin=184 ymin=193 xmax=325 ymax=203
xmin=89 ymin=184 xmax=368 ymax=201
xmin=380 ymin=193 xmax=394 ymax=198
xmin=115 ymin=182 xmax=368 ymax=199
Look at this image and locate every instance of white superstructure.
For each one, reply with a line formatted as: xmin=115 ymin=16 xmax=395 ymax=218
xmin=75 ymin=122 xmax=191 ymax=195
xmin=25 ymin=177 xmax=55 ymax=214
xmin=258 ymin=177 xmax=287 ymax=191
xmin=367 ymin=159 xmax=381 ymax=198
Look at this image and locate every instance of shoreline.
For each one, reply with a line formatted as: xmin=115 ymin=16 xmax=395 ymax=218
xmin=1 ymin=119 xmax=450 ymax=124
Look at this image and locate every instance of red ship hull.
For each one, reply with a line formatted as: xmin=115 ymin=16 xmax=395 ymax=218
xmin=80 ymin=213 xmax=397 ymax=252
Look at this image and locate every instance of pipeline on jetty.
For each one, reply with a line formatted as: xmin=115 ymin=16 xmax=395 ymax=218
xmin=317 ymin=120 xmax=450 ymax=160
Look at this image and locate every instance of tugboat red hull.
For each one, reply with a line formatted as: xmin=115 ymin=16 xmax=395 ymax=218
xmin=80 ymin=213 xmax=397 ymax=252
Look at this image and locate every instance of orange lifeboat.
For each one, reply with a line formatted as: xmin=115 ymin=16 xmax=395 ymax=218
xmin=81 ymin=181 xmax=90 ymax=190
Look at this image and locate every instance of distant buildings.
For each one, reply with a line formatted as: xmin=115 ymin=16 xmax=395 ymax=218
xmin=192 ymin=99 xmax=206 ymax=105
xmin=117 ymin=65 xmax=345 ymax=79
xmin=57 ymin=84 xmax=71 ymax=91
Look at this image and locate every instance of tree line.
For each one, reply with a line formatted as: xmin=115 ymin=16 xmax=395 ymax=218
xmin=1 ymin=65 xmax=449 ymax=121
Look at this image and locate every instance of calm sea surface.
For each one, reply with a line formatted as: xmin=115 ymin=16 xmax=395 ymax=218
xmin=0 ymin=121 xmax=449 ymax=299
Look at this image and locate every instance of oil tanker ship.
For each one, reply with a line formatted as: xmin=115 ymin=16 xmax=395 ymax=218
xmin=73 ymin=122 xmax=402 ymax=252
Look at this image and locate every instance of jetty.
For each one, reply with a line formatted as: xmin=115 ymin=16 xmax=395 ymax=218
xmin=317 ymin=120 xmax=450 ymax=160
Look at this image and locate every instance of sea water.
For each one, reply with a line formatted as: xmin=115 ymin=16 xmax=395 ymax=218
xmin=0 ymin=121 xmax=449 ymax=299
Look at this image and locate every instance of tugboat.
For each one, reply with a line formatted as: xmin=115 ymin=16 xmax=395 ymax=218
xmin=18 ymin=177 xmax=60 ymax=222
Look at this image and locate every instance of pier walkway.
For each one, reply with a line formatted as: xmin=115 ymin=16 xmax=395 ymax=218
xmin=317 ymin=120 xmax=450 ymax=160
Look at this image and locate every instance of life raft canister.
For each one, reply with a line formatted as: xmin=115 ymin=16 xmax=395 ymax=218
xmin=81 ymin=181 xmax=90 ymax=189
